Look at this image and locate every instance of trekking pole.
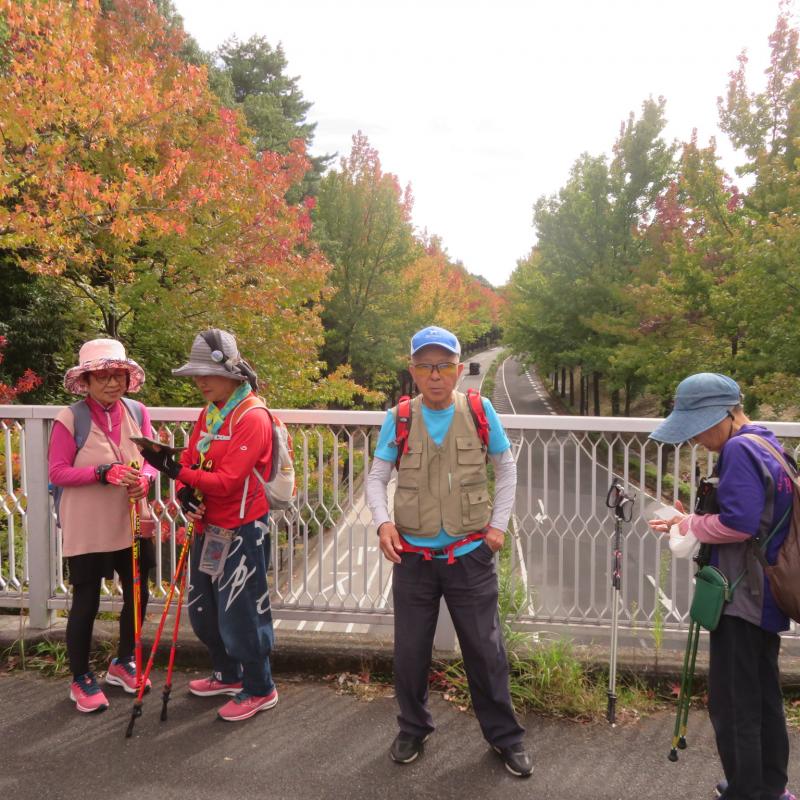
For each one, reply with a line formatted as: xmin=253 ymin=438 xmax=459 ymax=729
xmin=668 ymin=617 xmax=700 ymax=761
xmin=160 ymin=460 xmax=211 ymax=722
xmin=125 ymin=525 xmax=192 ymax=738
xmin=128 ymin=460 xmax=143 ymax=689
xmin=160 ymin=528 xmax=191 ymax=721
xmin=605 ymin=481 xmax=635 ymax=725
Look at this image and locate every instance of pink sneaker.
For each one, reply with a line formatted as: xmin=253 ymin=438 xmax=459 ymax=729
xmin=217 ymin=689 xmax=278 ymax=721
xmin=105 ymin=659 xmax=152 ymax=694
xmin=69 ymin=672 xmax=109 ymax=713
xmin=188 ymin=673 xmax=243 ymax=697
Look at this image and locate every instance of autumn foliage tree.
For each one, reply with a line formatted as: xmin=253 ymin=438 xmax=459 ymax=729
xmin=0 ymin=336 xmax=41 ymax=404
xmin=0 ymin=0 xmax=358 ymax=407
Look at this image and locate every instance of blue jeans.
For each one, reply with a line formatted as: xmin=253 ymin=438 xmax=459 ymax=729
xmin=188 ymin=515 xmax=275 ymax=696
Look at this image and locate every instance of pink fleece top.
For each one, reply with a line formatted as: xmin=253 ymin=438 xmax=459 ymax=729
xmin=678 ymin=514 xmax=750 ymax=543
xmin=49 ymin=397 xmax=156 ymax=557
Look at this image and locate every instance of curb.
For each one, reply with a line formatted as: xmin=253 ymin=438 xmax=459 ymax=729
xmin=4 ymin=615 xmax=800 ymax=688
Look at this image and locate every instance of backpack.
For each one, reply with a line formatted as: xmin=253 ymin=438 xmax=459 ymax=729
xmin=252 ymin=407 xmax=296 ymax=510
xmin=50 ymin=398 xmax=145 ymax=524
xmin=393 ymin=388 xmax=490 ymax=469
xmin=740 ymin=434 xmax=800 ymax=624
xmin=231 ymin=397 xmax=296 ymax=512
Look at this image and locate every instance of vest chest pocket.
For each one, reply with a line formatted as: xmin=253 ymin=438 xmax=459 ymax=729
xmin=456 ymin=436 xmax=485 ymax=465
xmin=461 ymin=487 xmax=489 ymax=525
xmin=394 ymin=483 xmax=421 ymax=531
xmin=399 ymin=441 xmax=422 ymax=470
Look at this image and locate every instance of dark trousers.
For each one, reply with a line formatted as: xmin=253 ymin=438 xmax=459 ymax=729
xmin=392 ymin=542 xmax=525 ymax=748
xmin=66 ymin=543 xmax=153 ymax=677
xmin=709 ymin=614 xmax=790 ymax=800
xmin=188 ymin=516 xmax=274 ymax=697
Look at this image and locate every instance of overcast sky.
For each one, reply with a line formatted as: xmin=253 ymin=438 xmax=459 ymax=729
xmin=172 ymin=0 xmax=782 ymax=286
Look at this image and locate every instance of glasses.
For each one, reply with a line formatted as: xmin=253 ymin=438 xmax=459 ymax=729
xmin=411 ymin=361 xmax=459 ymax=377
xmin=91 ymin=370 xmax=128 ymax=386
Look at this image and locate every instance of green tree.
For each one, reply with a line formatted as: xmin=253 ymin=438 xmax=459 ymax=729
xmin=210 ymin=35 xmax=330 ymax=196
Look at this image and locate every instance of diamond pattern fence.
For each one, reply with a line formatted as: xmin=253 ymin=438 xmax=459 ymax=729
xmin=1 ymin=405 xmax=798 ymax=641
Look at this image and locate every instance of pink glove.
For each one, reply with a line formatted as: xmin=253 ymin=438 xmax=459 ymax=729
xmin=96 ymin=463 xmax=135 ymax=486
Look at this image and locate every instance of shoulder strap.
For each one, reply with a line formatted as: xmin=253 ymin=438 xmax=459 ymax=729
xmin=393 ymin=395 xmax=412 ymax=469
xmin=120 ymin=397 xmax=144 ymax=429
xmin=465 ymin=389 xmax=490 ymax=450
xmin=69 ymin=400 xmax=92 ymax=451
xmin=741 ymin=433 xmax=797 ymax=482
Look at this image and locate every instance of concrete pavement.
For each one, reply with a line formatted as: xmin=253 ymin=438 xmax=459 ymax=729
xmin=1 ymin=668 xmax=797 ymax=800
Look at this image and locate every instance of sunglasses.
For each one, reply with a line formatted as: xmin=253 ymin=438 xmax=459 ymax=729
xmin=411 ymin=362 xmax=459 ymax=377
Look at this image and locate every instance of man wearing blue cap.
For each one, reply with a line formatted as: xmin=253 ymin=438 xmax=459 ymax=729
xmin=366 ymin=325 xmax=531 ymax=776
xmin=649 ymin=373 xmax=795 ymax=800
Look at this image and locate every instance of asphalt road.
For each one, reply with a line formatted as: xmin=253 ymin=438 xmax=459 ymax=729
xmin=4 ymin=669 xmax=797 ymax=800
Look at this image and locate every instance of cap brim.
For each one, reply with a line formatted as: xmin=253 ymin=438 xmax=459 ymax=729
xmin=410 ymin=343 xmax=461 ymax=356
xmin=648 ymin=407 xmax=729 ymax=444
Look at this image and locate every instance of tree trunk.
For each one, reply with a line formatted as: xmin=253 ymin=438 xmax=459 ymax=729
xmin=553 ymin=365 xmax=558 ymax=392
xmin=624 ymin=378 xmax=632 ymax=417
xmin=560 ymin=367 xmax=566 ymax=397
xmin=579 ymin=373 xmax=586 ymax=416
xmin=611 ymin=388 xmax=620 ymax=417
xmin=568 ymin=368 xmax=574 ymax=407
xmin=593 ymin=372 xmax=601 ymax=416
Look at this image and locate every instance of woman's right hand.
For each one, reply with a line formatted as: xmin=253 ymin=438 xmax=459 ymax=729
xmin=648 ymin=499 xmax=687 ymax=533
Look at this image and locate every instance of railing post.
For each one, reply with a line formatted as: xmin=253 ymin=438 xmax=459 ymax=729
xmin=433 ymin=598 xmax=457 ymax=651
xmin=24 ymin=417 xmax=54 ymax=629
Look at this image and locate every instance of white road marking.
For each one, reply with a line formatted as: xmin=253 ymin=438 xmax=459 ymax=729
xmin=646 ymin=574 xmax=675 ymax=614
xmin=500 ymin=357 xmax=517 ymax=415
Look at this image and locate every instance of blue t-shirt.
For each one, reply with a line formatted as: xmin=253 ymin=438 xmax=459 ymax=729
xmin=713 ymin=424 xmax=793 ymax=633
xmin=375 ymin=396 xmax=511 ymax=558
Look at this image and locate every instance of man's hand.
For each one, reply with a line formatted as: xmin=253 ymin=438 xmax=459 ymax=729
xmin=378 ymin=521 xmax=404 ymax=564
xmin=485 ymin=526 xmax=505 ymax=552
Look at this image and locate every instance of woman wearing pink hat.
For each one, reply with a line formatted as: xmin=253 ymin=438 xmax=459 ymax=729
xmin=49 ymin=338 xmax=158 ymax=713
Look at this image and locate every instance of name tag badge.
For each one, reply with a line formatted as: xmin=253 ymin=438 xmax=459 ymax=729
xmin=198 ymin=524 xmax=235 ymax=578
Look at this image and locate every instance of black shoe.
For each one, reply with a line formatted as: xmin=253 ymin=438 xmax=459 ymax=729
xmin=390 ymin=731 xmax=430 ymax=764
xmin=492 ymin=743 xmax=533 ymax=777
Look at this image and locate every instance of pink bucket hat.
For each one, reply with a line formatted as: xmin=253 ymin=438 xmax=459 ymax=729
xmin=63 ymin=338 xmax=145 ymax=395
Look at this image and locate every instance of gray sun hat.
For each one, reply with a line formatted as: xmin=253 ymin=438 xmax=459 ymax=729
xmin=172 ymin=329 xmax=249 ymax=381
xmin=649 ymin=373 xmax=742 ymax=444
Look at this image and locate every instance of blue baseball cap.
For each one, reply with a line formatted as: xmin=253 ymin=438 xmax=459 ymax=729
xmin=649 ymin=373 xmax=742 ymax=444
xmin=410 ymin=326 xmax=461 ymax=357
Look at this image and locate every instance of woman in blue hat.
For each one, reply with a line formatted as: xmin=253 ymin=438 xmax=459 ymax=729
xmin=649 ymin=373 xmax=795 ymax=800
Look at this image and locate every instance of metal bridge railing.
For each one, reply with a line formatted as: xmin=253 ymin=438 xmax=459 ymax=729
xmin=1 ymin=405 xmax=798 ymax=641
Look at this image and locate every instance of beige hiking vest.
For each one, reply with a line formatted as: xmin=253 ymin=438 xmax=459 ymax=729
xmin=392 ymin=392 xmax=491 ymax=539
xmin=56 ymin=402 xmax=145 ymax=557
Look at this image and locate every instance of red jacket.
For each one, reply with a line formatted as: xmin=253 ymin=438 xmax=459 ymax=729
xmin=177 ymin=394 xmax=273 ymax=529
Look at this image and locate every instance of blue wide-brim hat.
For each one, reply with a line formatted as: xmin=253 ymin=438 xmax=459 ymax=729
xmin=649 ymin=373 xmax=742 ymax=444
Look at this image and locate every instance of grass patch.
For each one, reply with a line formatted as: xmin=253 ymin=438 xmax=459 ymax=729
xmin=480 ymin=348 xmax=508 ymax=402
xmin=1 ymin=636 xmax=116 ymax=677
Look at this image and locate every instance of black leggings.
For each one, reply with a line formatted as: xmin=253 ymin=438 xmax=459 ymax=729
xmin=66 ymin=545 xmax=152 ymax=679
